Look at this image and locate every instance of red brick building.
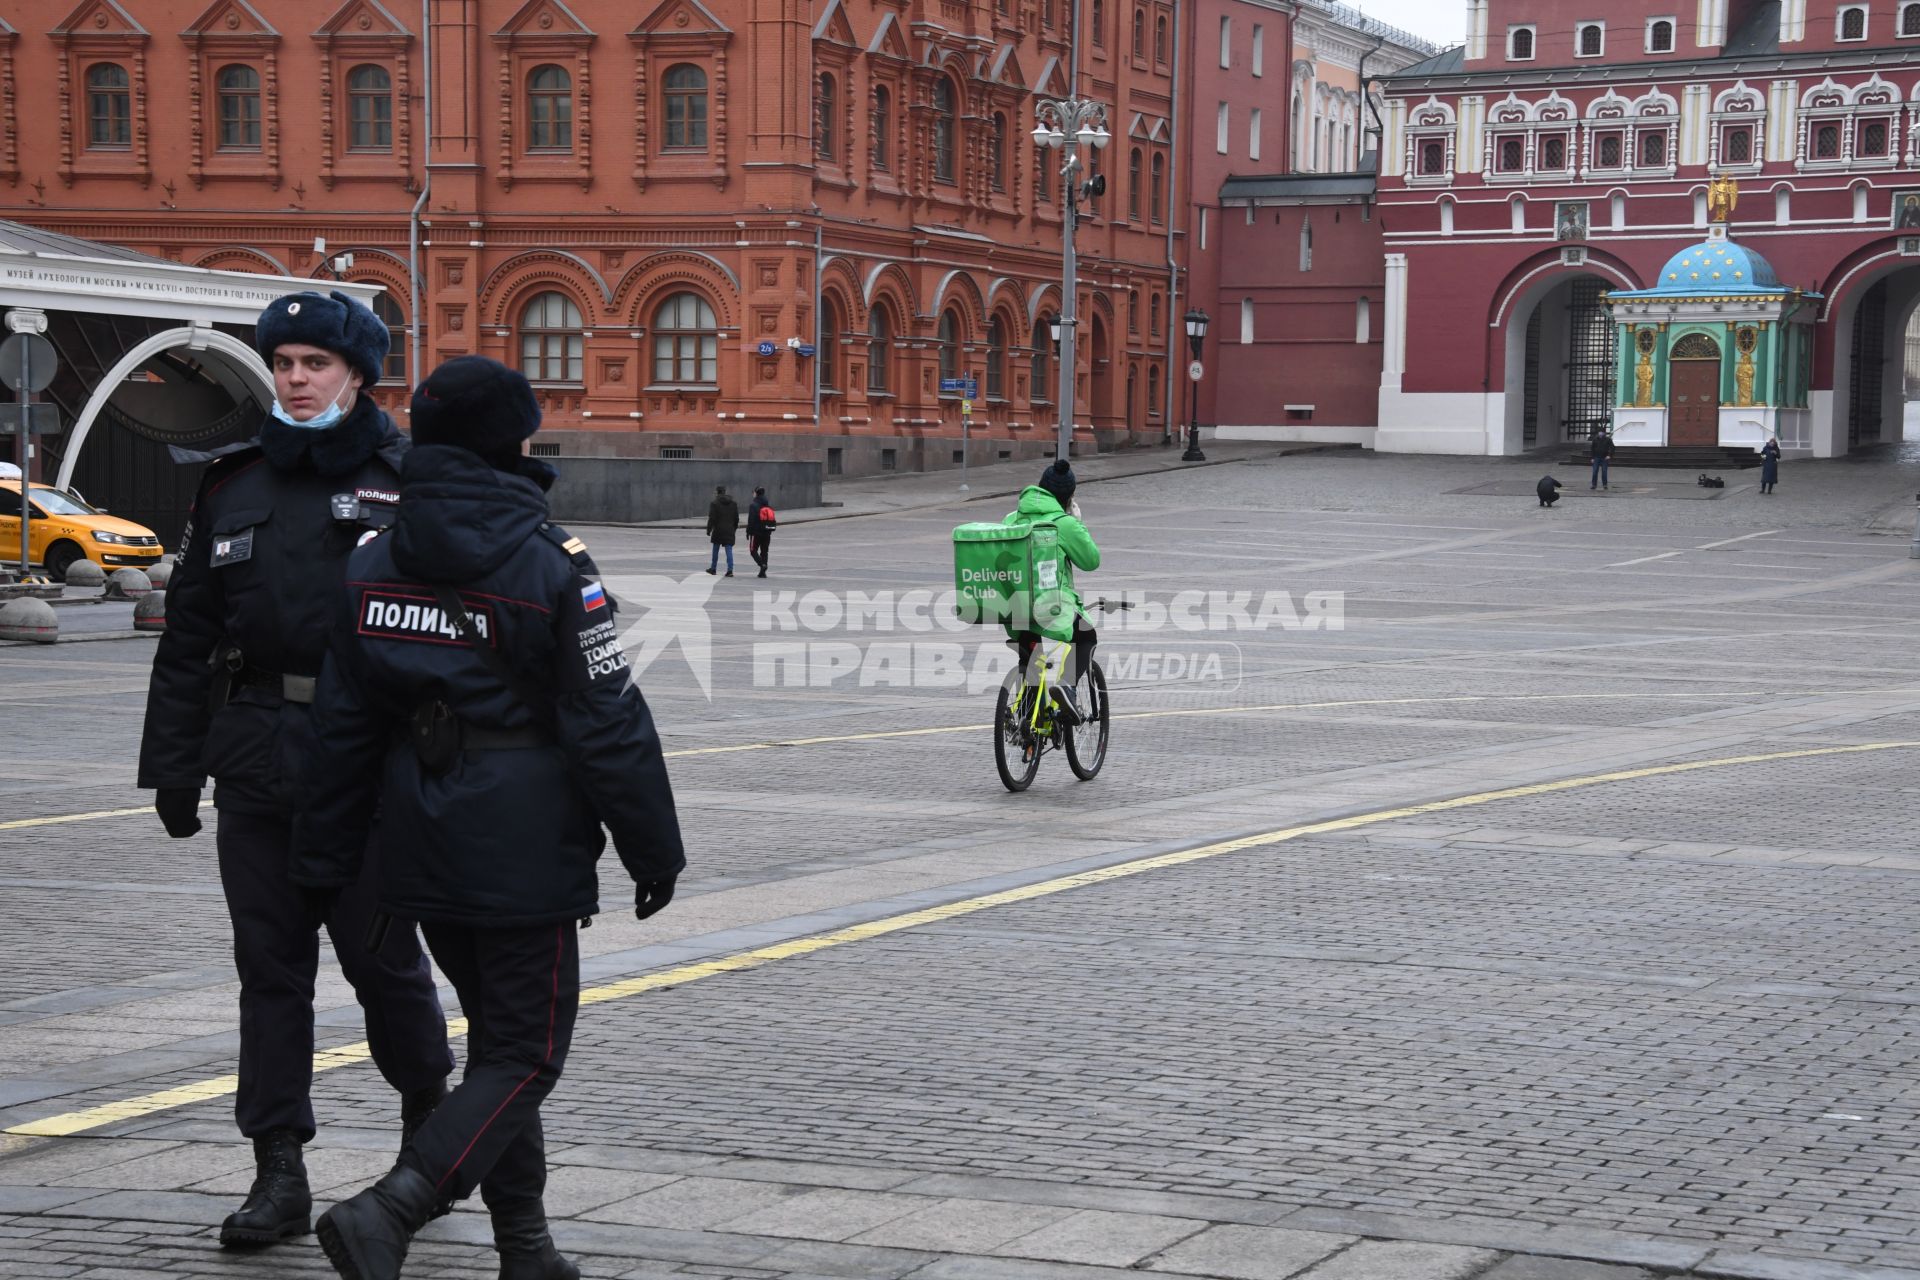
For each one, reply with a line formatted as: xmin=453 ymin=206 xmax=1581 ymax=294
xmin=0 ymin=0 xmax=1187 ymax=475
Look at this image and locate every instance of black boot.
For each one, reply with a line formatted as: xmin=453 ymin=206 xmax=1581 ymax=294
xmin=400 ymin=1081 xmax=456 ymax=1221
xmin=316 ymin=1163 xmax=438 ymax=1280
xmin=493 ymin=1201 xmax=581 ymax=1280
xmin=220 ymin=1130 xmax=311 ymax=1248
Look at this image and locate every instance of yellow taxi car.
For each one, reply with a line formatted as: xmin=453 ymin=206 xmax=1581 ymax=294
xmin=0 ymin=480 xmax=165 ymax=581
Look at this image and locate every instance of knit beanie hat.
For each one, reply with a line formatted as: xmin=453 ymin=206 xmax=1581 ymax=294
xmin=1037 ymin=458 xmax=1077 ymax=503
xmin=254 ymin=290 xmax=390 ymax=388
xmin=408 ymin=355 xmax=542 ymax=456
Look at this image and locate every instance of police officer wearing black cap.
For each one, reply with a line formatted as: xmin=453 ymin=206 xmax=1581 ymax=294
xmin=137 ymin=291 xmax=454 ymax=1248
xmin=290 ymin=356 xmax=685 ymax=1280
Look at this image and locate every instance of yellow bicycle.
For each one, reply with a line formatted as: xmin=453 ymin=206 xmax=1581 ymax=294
xmin=994 ymin=599 xmax=1126 ymax=792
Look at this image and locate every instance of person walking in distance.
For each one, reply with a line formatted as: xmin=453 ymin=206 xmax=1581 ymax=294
xmin=745 ymin=486 xmax=777 ymax=578
xmin=137 ymin=291 xmax=453 ymax=1249
xmin=1759 ymin=436 xmax=1781 ymax=494
xmin=292 ymin=357 xmax=685 ymax=1280
xmin=1590 ymin=427 xmax=1615 ymax=491
xmin=706 ymin=485 xmax=739 ymax=577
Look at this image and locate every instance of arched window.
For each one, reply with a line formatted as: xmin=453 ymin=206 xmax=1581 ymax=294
xmin=1126 ymin=365 xmax=1137 ymax=425
xmin=992 ymin=114 xmax=1008 ymax=191
xmin=86 ymin=63 xmax=130 ymax=148
xmin=1299 ymin=217 xmax=1313 ymax=271
xmin=1420 ymin=140 xmax=1445 ymax=175
xmin=986 ymin=315 xmax=1008 ymax=399
xmin=867 ymin=306 xmax=892 ymax=393
xmin=1132 ymin=9 xmax=1145 ymax=57
xmin=370 ymin=293 xmax=407 ymax=382
xmin=652 ymin=292 xmax=719 ymax=385
xmin=938 ymin=308 xmax=962 ymax=384
xmin=1647 ymin=19 xmax=1674 ymax=51
xmin=1147 ymin=364 xmax=1160 ymax=417
xmin=1509 ymin=27 xmax=1533 ymax=59
xmin=1154 ymin=14 xmax=1168 ymax=62
xmin=1841 ymin=5 xmax=1867 ymax=38
xmin=1640 ymin=129 xmax=1667 ymax=167
xmin=1150 ymin=292 xmax=1161 ymax=337
xmin=519 ymin=291 xmax=584 ymax=384
xmin=1724 ymin=127 xmax=1753 ymax=163
xmin=1032 ymin=313 xmax=1054 ymax=403
xmin=664 ymin=65 xmax=708 ymax=150
xmin=1092 ymin=0 xmax=1105 ymax=45
xmin=1151 ymin=152 xmax=1165 ymax=223
xmin=816 ymin=73 xmax=836 ymax=161
xmin=217 ymin=65 xmax=262 ymax=150
xmin=1905 ymin=2 xmax=1920 ymax=35
xmin=932 ymin=80 xmax=957 ymax=184
xmin=1815 ymin=123 xmax=1841 ymax=159
xmin=347 ymin=65 xmax=393 ymax=151
xmin=1577 ymin=23 xmax=1603 ymax=55
xmin=818 ymin=295 xmax=843 ymax=392
xmin=527 ymin=64 xmax=573 ymax=151
xmin=1128 ymin=289 xmax=1139 ymax=333
xmin=871 ymin=87 xmax=891 ymax=171
xmin=1128 ymin=147 xmax=1143 ymax=219
xmin=1863 ymin=120 xmax=1890 ymax=157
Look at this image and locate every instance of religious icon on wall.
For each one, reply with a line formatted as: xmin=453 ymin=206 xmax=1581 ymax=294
xmin=1555 ymin=201 xmax=1590 ymax=241
xmin=1895 ymin=192 xmax=1920 ymax=229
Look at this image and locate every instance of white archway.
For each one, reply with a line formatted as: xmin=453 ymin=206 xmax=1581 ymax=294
xmin=55 ymin=325 xmax=272 ymax=491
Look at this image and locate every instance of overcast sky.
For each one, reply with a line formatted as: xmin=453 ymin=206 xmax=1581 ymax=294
xmin=1350 ymin=0 xmax=1467 ymax=47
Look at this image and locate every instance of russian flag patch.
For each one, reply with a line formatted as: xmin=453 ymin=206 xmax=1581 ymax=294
xmin=581 ymin=581 xmax=607 ymax=612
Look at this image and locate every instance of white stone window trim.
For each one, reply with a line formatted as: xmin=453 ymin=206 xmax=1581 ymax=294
xmin=1900 ymin=0 xmax=1920 ymax=36
xmin=1582 ymin=123 xmax=1631 ymax=177
xmin=1836 ymin=4 xmax=1869 ymax=40
xmin=1708 ymin=108 xmax=1766 ymax=174
xmin=1627 ymin=120 xmax=1680 ymax=178
xmin=1644 ymin=15 xmax=1677 ymax=52
xmin=1575 ymin=21 xmax=1606 ymax=58
xmin=1506 ymin=24 xmax=1536 ymax=60
xmin=1404 ymin=129 xmax=1455 ymax=185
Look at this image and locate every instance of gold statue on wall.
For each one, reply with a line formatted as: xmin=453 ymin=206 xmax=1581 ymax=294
xmin=1735 ymin=326 xmax=1758 ymax=406
xmin=1634 ymin=328 xmax=1656 ymax=407
xmin=1708 ymin=174 xmax=1739 ymax=223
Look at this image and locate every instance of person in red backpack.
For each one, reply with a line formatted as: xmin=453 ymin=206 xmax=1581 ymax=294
xmin=745 ymin=486 xmax=777 ymax=578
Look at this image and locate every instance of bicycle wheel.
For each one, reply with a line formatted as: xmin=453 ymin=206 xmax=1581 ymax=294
xmin=1065 ymin=660 xmax=1109 ymax=780
xmin=995 ymin=675 xmax=1042 ymax=792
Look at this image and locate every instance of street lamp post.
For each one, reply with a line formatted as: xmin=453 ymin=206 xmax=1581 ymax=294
xmin=1182 ymin=308 xmax=1209 ymax=462
xmin=1032 ymin=97 xmax=1111 ymax=463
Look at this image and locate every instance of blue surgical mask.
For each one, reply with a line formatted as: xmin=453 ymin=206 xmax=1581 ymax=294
xmin=270 ymin=380 xmax=353 ymax=430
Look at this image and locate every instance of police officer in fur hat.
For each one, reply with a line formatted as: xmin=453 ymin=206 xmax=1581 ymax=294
xmin=291 ymin=356 xmax=685 ymax=1280
xmin=137 ymin=291 xmax=453 ymax=1248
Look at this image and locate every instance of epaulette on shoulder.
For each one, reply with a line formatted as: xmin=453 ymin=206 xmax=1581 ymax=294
xmin=537 ymin=522 xmax=595 ymax=569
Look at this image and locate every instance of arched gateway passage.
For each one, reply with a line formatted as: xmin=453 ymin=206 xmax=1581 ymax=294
xmin=1498 ymin=269 xmax=1623 ymax=454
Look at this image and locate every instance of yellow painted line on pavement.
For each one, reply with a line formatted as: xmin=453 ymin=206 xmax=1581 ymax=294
xmin=8 ymin=738 xmax=1916 ymax=1140
xmin=9 ymin=688 xmax=1917 ymax=826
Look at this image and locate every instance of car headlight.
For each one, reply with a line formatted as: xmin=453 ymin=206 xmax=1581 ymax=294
xmin=92 ymin=531 xmax=127 ymax=545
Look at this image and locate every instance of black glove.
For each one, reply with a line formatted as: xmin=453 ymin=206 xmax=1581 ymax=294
xmin=154 ymin=788 xmax=203 ymax=839
xmin=634 ymin=878 xmax=676 ymax=921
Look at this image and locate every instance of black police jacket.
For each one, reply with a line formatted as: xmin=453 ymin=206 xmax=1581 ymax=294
xmin=290 ymin=445 xmax=685 ymax=927
xmin=137 ymin=400 xmax=409 ymax=816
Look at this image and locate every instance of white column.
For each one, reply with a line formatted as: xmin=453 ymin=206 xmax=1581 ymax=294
xmin=1381 ymin=253 xmax=1408 ymax=392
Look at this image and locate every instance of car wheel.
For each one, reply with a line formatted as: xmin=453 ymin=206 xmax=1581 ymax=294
xmin=43 ymin=540 xmax=83 ymax=582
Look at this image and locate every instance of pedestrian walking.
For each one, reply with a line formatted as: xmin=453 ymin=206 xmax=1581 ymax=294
xmin=292 ymin=356 xmax=685 ymax=1280
xmin=706 ymin=484 xmax=739 ymax=577
xmin=1537 ymin=475 xmax=1563 ymax=507
xmin=745 ymin=486 xmax=777 ymax=578
xmin=1759 ymin=437 xmax=1781 ymax=494
xmin=1590 ymin=427 xmax=1615 ymax=490
xmin=136 ymin=290 xmax=453 ymax=1249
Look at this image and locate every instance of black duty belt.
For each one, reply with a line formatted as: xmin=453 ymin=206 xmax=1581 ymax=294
xmin=234 ymin=665 xmax=317 ymax=705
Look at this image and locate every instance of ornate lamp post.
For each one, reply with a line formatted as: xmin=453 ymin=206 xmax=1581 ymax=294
xmin=1032 ymin=97 xmax=1111 ymax=462
xmin=1182 ymin=308 xmax=1209 ymax=462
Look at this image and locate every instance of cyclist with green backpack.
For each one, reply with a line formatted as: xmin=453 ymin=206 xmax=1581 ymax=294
xmin=1004 ymin=460 xmax=1101 ymax=723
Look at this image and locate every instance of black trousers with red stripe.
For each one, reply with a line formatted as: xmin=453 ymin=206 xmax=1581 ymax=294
xmin=402 ymin=922 xmax=580 ymax=1208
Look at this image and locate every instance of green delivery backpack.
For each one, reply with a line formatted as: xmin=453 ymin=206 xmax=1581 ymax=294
xmin=952 ymin=521 xmax=1075 ymax=640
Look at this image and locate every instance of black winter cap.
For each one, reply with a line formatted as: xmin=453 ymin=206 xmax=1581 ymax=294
xmin=408 ymin=356 xmax=542 ymax=455
xmin=254 ymin=290 xmax=390 ymax=388
xmin=1037 ymin=458 xmax=1077 ymax=503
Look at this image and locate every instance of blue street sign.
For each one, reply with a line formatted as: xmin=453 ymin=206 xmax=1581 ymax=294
xmin=939 ymin=377 xmax=979 ymax=397
xmin=796 ymin=344 xmax=816 ymax=358
xmin=757 ymin=341 xmax=777 ymax=357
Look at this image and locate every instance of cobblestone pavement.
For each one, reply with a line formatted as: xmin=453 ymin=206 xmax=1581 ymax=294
xmin=3 ymin=452 xmax=1920 ymax=1279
